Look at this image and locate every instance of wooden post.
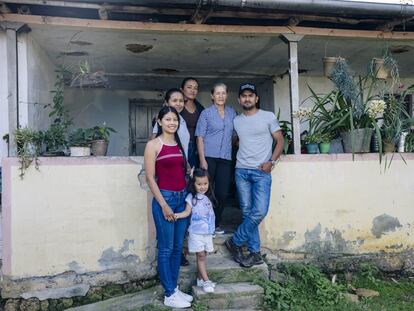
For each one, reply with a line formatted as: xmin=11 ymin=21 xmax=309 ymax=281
xmin=281 ymin=34 xmax=304 ymax=155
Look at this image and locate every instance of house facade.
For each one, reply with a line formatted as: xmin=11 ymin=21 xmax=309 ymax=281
xmin=1 ymin=0 xmax=414 ymax=303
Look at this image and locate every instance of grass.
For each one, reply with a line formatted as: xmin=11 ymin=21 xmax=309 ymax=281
xmin=255 ymin=262 xmax=414 ymax=311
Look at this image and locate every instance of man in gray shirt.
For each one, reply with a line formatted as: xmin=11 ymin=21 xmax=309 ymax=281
xmin=225 ymin=83 xmax=284 ymax=267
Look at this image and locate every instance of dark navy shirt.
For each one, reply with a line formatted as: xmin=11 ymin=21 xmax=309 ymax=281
xmin=195 ymin=104 xmax=237 ymax=161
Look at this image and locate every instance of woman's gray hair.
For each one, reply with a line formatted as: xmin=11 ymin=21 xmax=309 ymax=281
xmin=210 ymin=82 xmax=228 ymax=95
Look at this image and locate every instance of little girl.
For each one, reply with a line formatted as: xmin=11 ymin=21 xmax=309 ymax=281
xmin=174 ymin=168 xmax=216 ymax=293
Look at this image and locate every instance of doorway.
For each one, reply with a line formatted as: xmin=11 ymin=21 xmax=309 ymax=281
xmin=129 ymin=99 xmax=163 ymax=156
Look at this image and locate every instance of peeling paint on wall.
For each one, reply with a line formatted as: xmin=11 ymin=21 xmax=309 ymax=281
xmin=67 ymin=261 xmax=85 ymax=274
xmin=277 ymin=231 xmax=296 ymax=249
xmin=98 ymin=239 xmax=140 ymax=270
xmin=371 ymin=214 xmax=402 ymax=238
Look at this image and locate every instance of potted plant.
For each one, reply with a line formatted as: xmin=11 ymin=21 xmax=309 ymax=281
xmin=43 ymin=123 xmax=67 ymax=156
xmin=323 ymin=56 xmax=345 ymax=77
xmin=370 ymin=50 xmax=399 ymax=81
xmin=89 ymin=123 xmax=116 ymax=156
xmin=14 ymin=127 xmax=43 ymax=178
xmin=303 ymin=132 xmax=320 ymax=154
xmin=380 ymin=86 xmax=414 ymax=153
xmin=317 ymin=132 xmax=332 ymax=154
xmin=68 ymin=128 xmax=92 ymax=157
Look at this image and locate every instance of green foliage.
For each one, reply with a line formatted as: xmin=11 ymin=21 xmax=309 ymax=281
xmin=192 ymin=302 xmax=209 ymax=311
xmin=14 ymin=127 xmax=43 ymax=178
xmin=90 ymin=123 xmax=116 ymax=141
xmin=68 ymin=128 xmax=93 ymax=147
xmin=44 ymin=123 xmax=67 ymax=152
xmin=255 ymin=263 xmax=346 ymax=310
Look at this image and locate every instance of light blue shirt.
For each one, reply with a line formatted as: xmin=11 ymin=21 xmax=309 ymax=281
xmin=195 ymin=105 xmax=236 ymax=161
xmin=153 ymin=115 xmax=190 ymax=159
xmin=186 ymin=193 xmax=215 ymax=235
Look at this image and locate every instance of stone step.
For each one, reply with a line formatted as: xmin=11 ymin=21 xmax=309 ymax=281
xmin=67 ymin=286 xmax=164 ymax=311
xmin=192 ymin=282 xmax=264 ymax=310
xmin=179 ymin=254 xmax=269 ymax=292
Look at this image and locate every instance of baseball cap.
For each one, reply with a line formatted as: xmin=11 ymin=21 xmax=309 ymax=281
xmin=238 ymin=83 xmax=257 ymax=95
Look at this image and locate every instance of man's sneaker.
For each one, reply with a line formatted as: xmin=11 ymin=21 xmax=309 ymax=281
xmin=197 ymin=278 xmax=216 ymax=288
xmin=164 ymin=291 xmax=191 ymax=308
xmin=202 ymin=280 xmax=215 ymax=293
xmin=175 ymin=287 xmax=193 ymax=303
xmin=180 ymin=252 xmax=189 ymax=266
xmin=214 ymin=226 xmax=225 ymax=234
xmin=225 ymin=237 xmax=245 ymax=263
xmin=239 ymin=252 xmax=264 ymax=268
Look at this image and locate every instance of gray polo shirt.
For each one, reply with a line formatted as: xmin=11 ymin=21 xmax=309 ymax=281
xmin=233 ymin=109 xmax=281 ymax=169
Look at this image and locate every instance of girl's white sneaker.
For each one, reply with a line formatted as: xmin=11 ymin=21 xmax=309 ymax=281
xmin=164 ymin=291 xmax=191 ymax=308
xmin=203 ymin=280 xmax=215 ymax=293
xmin=197 ymin=278 xmax=216 ymax=288
xmin=175 ymin=287 xmax=193 ymax=302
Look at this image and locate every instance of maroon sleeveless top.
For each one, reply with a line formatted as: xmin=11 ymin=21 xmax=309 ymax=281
xmin=155 ymin=138 xmax=186 ymax=191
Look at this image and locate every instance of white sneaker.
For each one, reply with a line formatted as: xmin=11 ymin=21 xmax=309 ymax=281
xmin=175 ymin=287 xmax=193 ymax=302
xmin=215 ymin=226 xmax=225 ymax=234
xmin=203 ymin=280 xmax=215 ymax=293
xmin=164 ymin=291 xmax=191 ymax=308
xmin=197 ymin=278 xmax=216 ymax=288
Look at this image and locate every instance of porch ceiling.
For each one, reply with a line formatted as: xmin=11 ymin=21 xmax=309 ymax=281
xmin=28 ymin=24 xmax=414 ymax=90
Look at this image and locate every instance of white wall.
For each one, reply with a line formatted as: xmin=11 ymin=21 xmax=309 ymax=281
xmin=18 ymin=33 xmax=56 ymax=130
xmin=0 ymin=30 xmax=9 ymax=161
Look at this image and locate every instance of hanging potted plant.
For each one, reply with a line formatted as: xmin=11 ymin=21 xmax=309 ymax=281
xmin=370 ymin=50 xmax=399 ymax=81
xmin=68 ymin=128 xmax=92 ymax=157
xmin=89 ymin=123 xmax=116 ymax=156
xmin=323 ymin=56 xmax=345 ymax=77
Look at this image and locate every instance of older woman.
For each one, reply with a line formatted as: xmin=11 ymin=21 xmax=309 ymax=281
xmin=196 ymin=82 xmax=236 ymax=234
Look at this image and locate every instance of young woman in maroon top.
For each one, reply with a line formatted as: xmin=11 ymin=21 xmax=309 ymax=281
xmin=144 ymin=106 xmax=193 ymax=308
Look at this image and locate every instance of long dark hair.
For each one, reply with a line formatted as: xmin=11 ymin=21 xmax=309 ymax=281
xmin=156 ymin=106 xmax=187 ymax=172
xmin=187 ymin=168 xmax=217 ymax=208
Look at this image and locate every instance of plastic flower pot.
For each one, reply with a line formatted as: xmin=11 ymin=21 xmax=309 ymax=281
xmin=318 ymin=142 xmax=331 ymax=154
xmin=305 ymin=143 xmax=319 ymax=154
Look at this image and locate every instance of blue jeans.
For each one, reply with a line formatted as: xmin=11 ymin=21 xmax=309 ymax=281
xmin=233 ymin=168 xmax=272 ymax=253
xmin=152 ymin=189 xmax=188 ymax=297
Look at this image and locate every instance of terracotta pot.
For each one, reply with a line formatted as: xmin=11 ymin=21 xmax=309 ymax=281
xmin=323 ymin=56 xmax=345 ymax=77
xmin=383 ymin=141 xmax=395 ymax=153
xmin=91 ymin=140 xmax=108 ymax=156
xmin=373 ymin=58 xmax=389 ymax=79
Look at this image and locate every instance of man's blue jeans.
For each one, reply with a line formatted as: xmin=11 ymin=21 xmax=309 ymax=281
xmin=152 ymin=189 xmax=188 ymax=297
xmin=233 ymin=168 xmax=272 ymax=253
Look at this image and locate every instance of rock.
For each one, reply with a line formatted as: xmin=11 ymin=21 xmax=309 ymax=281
xmin=21 ymin=284 xmax=90 ymax=300
xmin=192 ymin=282 xmax=264 ymax=309
xmin=19 ymin=298 xmax=40 ymax=311
xmin=343 ymin=293 xmax=359 ymax=303
xmin=123 ymin=282 xmax=141 ymax=294
xmin=4 ymin=299 xmax=20 ymax=311
xmin=59 ymin=298 xmax=74 ymax=309
xmin=355 ymin=288 xmax=380 ymax=298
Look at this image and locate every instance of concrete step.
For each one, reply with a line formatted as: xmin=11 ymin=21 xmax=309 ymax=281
xmin=192 ymin=282 xmax=264 ymax=310
xmin=179 ymin=254 xmax=268 ymax=292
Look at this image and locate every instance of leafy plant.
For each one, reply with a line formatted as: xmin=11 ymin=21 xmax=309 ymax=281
xmin=89 ymin=123 xmax=116 ymax=141
xmin=43 ymin=123 xmax=66 ymax=152
xmin=405 ymin=132 xmax=414 ymax=152
xmin=14 ymin=127 xmax=43 ymax=179
xmin=68 ymin=128 xmax=93 ymax=147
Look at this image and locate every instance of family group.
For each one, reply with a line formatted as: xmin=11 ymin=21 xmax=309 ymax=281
xmin=144 ymin=77 xmax=284 ymax=308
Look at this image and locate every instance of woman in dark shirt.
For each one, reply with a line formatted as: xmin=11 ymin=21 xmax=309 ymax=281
xmin=180 ymin=77 xmax=204 ymax=168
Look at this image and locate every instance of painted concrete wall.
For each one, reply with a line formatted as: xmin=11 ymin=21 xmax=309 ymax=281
xmin=262 ymin=154 xmax=414 ymax=255
xmin=0 ymin=30 xmax=9 ymax=161
xmin=1 ymin=157 xmax=154 ymax=295
xmin=2 ymin=155 xmax=414 ymax=296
